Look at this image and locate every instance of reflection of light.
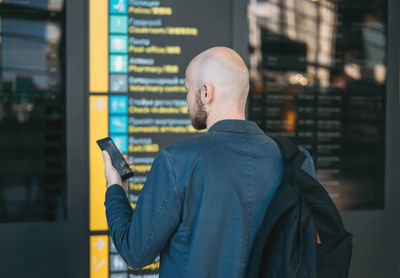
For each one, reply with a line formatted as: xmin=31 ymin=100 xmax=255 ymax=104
xmin=248 ymin=2 xmax=280 ymax=21
xmin=318 ymin=54 xmax=330 ymax=66
xmin=289 ymin=73 xmax=308 ymax=86
xmin=317 ymin=68 xmax=330 ymax=88
xmin=289 ymin=75 xmax=297 ymax=84
xmin=306 ymin=66 xmax=316 ymax=86
xmin=344 ymin=63 xmax=361 ymax=80
xmin=374 ymin=64 xmax=386 ymax=84
xmin=48 ymin=0 xmax=64 ymax=12
xmin=285 ymin=0 xmax=296 ymax=39
xmin=248 ymin=0 xmax=337 ymax=87
xmin=252 ymin=81 xmax=263 ymax=93
xmin=304 ymin=2 xmax=317 ymax=18
xmin=285 ymin=111 xmax=297 ymax=132
xmin=114 ymin=138 xmax=122 ymax=149
xmin=12 ymin=102 xmax=34 ymax=123
xmin=320 ymin=5 xmax=334 ymax=23
xmin=300 ymin=77 xmax=308 ymax=86
xmin=46 ymin=23 xmax=61 ymax=44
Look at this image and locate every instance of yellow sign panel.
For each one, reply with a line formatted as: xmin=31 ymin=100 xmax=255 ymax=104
xmin=90 ymin=235 xmax=109 ymax=278
xmin=90 ymin=96 xmax=109 ymax=231
xmin=89 ymin=0 xmax=108 ymax=92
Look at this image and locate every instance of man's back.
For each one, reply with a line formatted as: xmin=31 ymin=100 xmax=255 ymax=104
xmin=105 ymin=120 xmax=317 ymax=277
xmin=161 ymin=119 xmax=284 ymax=277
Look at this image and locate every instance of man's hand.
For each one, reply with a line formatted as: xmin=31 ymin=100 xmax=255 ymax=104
xmin=102 ymin=150 xmax=134 ymax=191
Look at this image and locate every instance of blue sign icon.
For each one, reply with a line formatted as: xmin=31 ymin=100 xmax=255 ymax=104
xmin=110 ymin=0 xmax=128 ymax=14
xmin=109 ymin=115 xmax=128 ymax=133
xmin=110 ymin=55 xmax=128 ymax=73
xmin=110 ymin=134 xmax=128 ymax=154
xmin=110 ymin=35 xmax=128 ymax=53
xmin=110 ymin=95 xmax=128 ymax=114
xmin=110 ymin=15 xmax=128 ymax=34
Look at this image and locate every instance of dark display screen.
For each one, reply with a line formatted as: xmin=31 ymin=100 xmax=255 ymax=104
xmin=248 ymin=0 xmax=386 ymax=210
xmin=0 ymin=3 xmax=66 ymax=221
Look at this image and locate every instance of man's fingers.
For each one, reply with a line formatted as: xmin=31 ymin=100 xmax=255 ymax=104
xmin=119 ymin=150 xmax=128 ymax=161
xmin=122 ymin=154 xmax=134 ymax=167
xmin=102 ymin=151 xmax=112 ymax=168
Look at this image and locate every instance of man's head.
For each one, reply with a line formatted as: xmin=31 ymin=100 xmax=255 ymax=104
xmin=185 ymin=47 xmax=249 ymax=130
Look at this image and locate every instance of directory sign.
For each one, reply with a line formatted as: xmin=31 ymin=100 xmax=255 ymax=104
xmin=89 ymin=0 xmax=231 ymax=276
xmin=248 ymin=0 xmax=387 ymax=210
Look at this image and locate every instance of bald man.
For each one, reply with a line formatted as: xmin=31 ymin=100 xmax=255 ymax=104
xmin=102 ymin=47 xmax=317 ymax=277
xmin=185 ymin=47 xmax=249 ymax=130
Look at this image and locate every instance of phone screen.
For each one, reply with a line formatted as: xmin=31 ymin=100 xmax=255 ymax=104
xmin=96 ymin=137 xmax=134 ymax=180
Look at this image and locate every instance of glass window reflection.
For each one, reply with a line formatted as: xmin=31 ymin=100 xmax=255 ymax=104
xmin=248 ymin=0 xmax=386 ymax=210
xmin=0 ymin=3 xmax=66 ymax=221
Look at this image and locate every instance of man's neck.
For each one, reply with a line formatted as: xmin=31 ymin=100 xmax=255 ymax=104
xmin=206 ymin=112 xmax=245 ymax=131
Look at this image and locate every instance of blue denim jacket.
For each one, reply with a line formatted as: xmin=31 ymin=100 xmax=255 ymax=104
xmin=104 ymin=119 xmax=317 ymax=277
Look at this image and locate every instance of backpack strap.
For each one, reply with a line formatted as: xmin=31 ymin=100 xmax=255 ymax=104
xmin=246 ymin=137 xmax=314 ymax=278
xmin=272 ymin=137 xmax=307 ymax=184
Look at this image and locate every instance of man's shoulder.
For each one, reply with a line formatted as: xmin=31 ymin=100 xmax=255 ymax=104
xmin=163 ymin=132 xmax=213 ymax=154
xmin=155 ymin=133 xmax=217 ymax=172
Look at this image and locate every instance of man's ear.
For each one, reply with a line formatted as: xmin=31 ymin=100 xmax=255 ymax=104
xmin=201 ymin=82 xmax=214 ymax=105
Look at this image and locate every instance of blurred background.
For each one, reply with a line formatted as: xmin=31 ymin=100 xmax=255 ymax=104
xmin=0 ymin=0 xmax=399 ymax=277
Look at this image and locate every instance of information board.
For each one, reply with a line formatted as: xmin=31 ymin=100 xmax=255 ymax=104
xmin=89 ymin=0 xmax=232 ymax=277
xmin=248 ymin=0 xmax=387 ymax=211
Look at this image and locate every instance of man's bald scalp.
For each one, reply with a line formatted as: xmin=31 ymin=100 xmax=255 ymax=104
xmin=187 ymin=47 xmax=249 ymax=103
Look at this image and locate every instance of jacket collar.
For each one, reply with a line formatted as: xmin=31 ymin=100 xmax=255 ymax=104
xmin=207 ymin=119 xmax=265 ymax=134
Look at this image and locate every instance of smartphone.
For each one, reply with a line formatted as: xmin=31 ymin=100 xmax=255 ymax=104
xmin=96 ymin=137 xmax=134 ymax=180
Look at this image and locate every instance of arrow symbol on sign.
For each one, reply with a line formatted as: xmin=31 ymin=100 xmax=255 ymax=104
xmin=92 ymin=256 xmax=106 ymax=271
xmin=93 ymin=99 xmax=105 ymax=111
xmin=95 ymin=259 xmax=105 ymax=271
xmin=93 ymin=238 xmax=105 ymax=251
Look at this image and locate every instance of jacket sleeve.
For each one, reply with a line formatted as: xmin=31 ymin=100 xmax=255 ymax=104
xmin=104 ymin=148 xmax=182 ymax=269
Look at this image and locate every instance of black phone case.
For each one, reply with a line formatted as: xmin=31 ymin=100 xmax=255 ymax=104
xmin=96 ymin=137 xmax=134 ymax=180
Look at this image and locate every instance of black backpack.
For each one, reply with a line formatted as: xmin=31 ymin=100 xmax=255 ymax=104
xmin=246 ymin=137 xmax=353 ymax=278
